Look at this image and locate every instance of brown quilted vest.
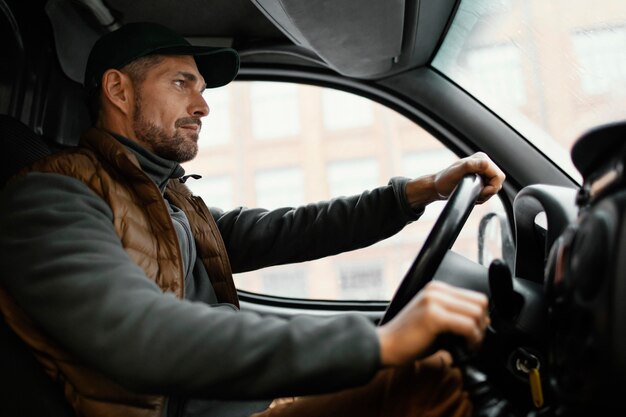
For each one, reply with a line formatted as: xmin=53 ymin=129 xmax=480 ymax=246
xmin=0 ymin=128 xmax=239 ymax=417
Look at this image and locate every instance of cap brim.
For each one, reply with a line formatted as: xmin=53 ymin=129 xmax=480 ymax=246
xmin=153 ymin=45 xmax=240 ymax=88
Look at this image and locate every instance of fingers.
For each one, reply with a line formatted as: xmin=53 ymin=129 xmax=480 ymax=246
xmin=377 ymin=281 xmax=490 ymax=367
xmin=423 ymin=282 xmax=487 ymax=318
xmin=420 ymin=281 xmax=490 ymax=347
xmin=433 ymin=152 xmax=505 ymax=203
xmin=438 ymin=310 xmax=486 ymax=350
xmin=466 ymin=153 xmax=505 ymax=187
xmin=454 ymin=152 xmax=505 ymax=203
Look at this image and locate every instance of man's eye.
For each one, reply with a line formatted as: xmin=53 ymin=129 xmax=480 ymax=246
xmin=174 ymin=79 xmax=185 ymax=87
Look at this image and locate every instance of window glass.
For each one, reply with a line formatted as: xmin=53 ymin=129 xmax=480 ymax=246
xmin=402 ymin=149 xmax=457 ymax=221
xmin=432 ymin=0 xmax=626 ymax=183
xmin=182 ymin=81 xmax=507 ymax=301
xmin=233 ymin=265 xmax=309 ymax=299
xmin=338 ymin=262 xmax=385 ymax=300
xmin=322 ymin=89 xmax=374 ymax=130
xmin=327 ymin=159 xmax=379 ymax=197
xmin=402 ymin=148 xmax=457 ymax=178
xmin=185 ymin=176 xmax=232 ymax=210
xmin=464 ymin=44 xmax=525 ymax=106
xmin=572 ymin=26 xmax=626 ymax=95
xmin=255 ymin=167 xmax=304 ymax=209
xmin=262 ymin=267 xmax=308 ymax=299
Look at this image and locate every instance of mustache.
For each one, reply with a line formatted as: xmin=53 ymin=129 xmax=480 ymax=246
xmin=175 ymin=117 xmax=202 ymax=130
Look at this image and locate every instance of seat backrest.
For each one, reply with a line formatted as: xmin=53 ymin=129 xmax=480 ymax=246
xmin=0 ymin=114 xmax=61 ymax=187
xmin=0 ymin=114 xmax=75 ymax=416
xmin=0 ymin=315 xmax=75 ymax=416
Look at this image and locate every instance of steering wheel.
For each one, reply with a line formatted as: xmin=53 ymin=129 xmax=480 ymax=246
xmin=380 ymin=173 xmax=484 ymax=325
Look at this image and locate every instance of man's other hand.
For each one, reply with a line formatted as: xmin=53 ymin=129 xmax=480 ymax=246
xmin=376 ymin=281 xmax=489 ymax=367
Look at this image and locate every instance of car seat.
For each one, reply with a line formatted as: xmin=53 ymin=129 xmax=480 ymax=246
xmin=0 ymin=114 xmax=65 ymax=186
xmin=0 ymin=114 xmax=75 ymax=416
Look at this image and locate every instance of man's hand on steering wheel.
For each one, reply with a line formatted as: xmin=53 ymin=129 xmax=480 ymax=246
xmin=405 ymin=152 xmax=506 ymax=209
xmin=376 ymin=281 xmax=490 ymax=367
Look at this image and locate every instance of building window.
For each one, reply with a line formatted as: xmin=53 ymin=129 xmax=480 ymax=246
xmin=464 ymin=43 xmax=526 ymax=106
xmin=327 ymin=159 xmax=379 ymax=198
xmin=403 ymin=149 xmax=458 ymax=220
xmin=338 ymin=263 xmax=385 ymax=300
xmin=255 ymin=167 xmax=304 ymax=209
xmin=250 ymin=82 xmax=300 ymax=139
xmin=199 ymin=87 xmax=231 ymax=147
xmin=322 ymin=88 xmax=373 ymax=130
xmin=572 ymin=26 xmax=626 ymax=95
xmin=262 ymin=268 xmax=308 ymax=299
xmin=185 ymin=176 xmax=233 ymax=210
xmin=402 ymin=148 xmax=458 ymax=179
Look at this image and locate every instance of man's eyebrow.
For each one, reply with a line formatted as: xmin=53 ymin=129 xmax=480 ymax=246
xmin=176 ymin=71 xmax=207 ymax=91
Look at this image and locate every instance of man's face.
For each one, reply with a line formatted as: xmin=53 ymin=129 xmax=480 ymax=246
xmin=130 ymin=55 xmax=209 ymax=162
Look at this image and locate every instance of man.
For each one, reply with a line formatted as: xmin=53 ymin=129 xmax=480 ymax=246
xmin=0 ymin=22 xmax=504 ymax=417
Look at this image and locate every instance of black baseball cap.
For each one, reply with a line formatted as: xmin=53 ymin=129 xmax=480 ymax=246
xmin=84 ymin=22 xmax=239 ymax=91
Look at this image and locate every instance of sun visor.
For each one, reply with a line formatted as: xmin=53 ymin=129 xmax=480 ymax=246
xmin=251 ymin=0 xmax=405 ymax=78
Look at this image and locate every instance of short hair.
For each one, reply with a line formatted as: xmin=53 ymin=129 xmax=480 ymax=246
xmin=87 ymin=54 xmax=165 ymax=123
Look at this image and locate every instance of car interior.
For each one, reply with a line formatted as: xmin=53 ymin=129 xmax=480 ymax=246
xmin=1 ymin=0 xmax=625 ymax=416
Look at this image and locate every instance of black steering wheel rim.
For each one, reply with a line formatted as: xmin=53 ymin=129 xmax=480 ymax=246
xmin=380 ymin=174 xmax=484 ymax=325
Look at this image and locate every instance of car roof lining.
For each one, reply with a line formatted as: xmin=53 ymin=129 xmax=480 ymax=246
xmin=46 ymin=0 xmax=460 ymax=84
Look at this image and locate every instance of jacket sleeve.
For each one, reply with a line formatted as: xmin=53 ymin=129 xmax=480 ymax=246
xmin=212 ymin=177 xmax=424 ymax=273
xmin=0 ymin=173 xmax=380 ymax=399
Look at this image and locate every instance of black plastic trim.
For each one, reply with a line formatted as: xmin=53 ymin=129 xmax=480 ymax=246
xmin=238 ymin=290 xmax=388 ymax=312
xmin=513 ymin=184 xmax=578 ymax=282
xmin=0 ymin=0 xmax=25 ymax=117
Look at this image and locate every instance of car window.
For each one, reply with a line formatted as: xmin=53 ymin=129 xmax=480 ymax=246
xmin=432 ymin=0 xmax=626 ymax=183
xmin=182 ymin=81 xmax=506 ymax=301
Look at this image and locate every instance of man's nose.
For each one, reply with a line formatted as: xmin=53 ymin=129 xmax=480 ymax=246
xmin=190 ymin=91 xmax=209 ymax=117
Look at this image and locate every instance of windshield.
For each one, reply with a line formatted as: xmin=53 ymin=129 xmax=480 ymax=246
xmin=433 ymin=0 xmax=626 ymax=182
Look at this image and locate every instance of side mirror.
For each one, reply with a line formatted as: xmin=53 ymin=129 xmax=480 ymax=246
xmin=477 ymin=212 xmax=515 ymax=268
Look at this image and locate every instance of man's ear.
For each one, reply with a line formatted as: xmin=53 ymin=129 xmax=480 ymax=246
xmin=100 ymin=69 xmax=134 ymax=116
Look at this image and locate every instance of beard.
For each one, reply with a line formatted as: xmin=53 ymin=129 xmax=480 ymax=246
xmin=132 ymin=93 xmax=200 ymax=163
